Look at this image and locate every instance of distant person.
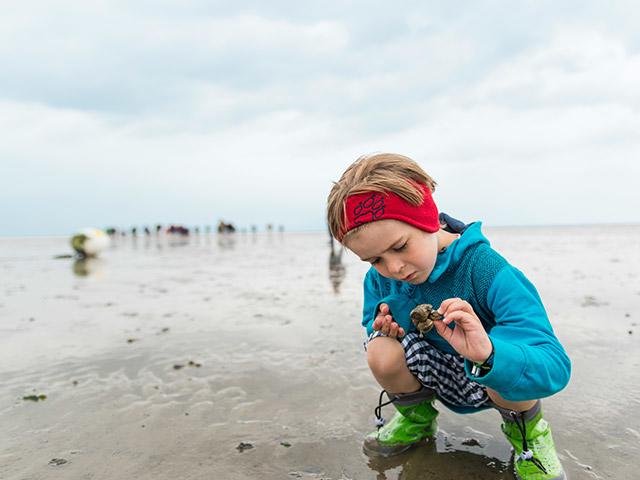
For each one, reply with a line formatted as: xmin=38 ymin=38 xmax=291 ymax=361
xmin=217 ymin=220 xmax=236 ymax=233
xmin=327 ymin=153 xmax=570 ymax=480
xmin=167 ymin=225 xmax=189 ymax=235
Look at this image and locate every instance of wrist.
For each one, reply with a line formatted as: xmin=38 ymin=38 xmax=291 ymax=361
xmin=478 ymin=341 xmax=494 ymax=364
xmin=470 ymin=340 xmax=494 ymax=377
xmin=470 ymin=337 xmax=493 ymax=364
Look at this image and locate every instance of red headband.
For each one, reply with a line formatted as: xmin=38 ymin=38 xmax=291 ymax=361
xmin=340 ymin=183 xmax=439 ymax=241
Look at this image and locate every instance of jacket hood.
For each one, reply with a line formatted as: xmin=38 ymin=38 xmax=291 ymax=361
xmin=427 ymin=222 xmax=489 ymax=283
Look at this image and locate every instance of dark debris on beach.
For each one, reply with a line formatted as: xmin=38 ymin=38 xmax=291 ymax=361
xmin=173 ymin=360 xmax=202 ymax=370
xmin=23 ymin=394 xmax=47 ymax=402
xmin=236 ymin=442 xmax=254 ymax=452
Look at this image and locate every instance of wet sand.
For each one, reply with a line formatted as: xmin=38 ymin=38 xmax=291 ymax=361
xmin=1 ymin=226 xmax=639 ymax=479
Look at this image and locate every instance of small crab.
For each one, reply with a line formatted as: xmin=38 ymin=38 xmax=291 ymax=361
xmin=410 ymin=304 xmax=444 ymax=338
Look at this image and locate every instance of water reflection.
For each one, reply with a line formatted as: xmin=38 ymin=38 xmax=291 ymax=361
xmin=329 ymin=246 xmax=346 ymax=293
xmin=166 ymin=235 xmax=190 ymax=248
xmin=217 ymin=233 xmax=237 ymax=250
xmin=328 ymin=231 xmax=346 ymax=293
xmin=72 ymin=258 xmax=104 ymax=277
xmin=366 ymin=438 xmax=509 ymax=479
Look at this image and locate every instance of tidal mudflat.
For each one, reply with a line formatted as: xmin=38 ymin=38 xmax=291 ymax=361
xmin=1 ymin=226 xmax=638 ymax=479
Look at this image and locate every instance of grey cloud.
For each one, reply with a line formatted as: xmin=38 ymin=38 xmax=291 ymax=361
xmin=2 ymin=1 xmax=640 ymax=235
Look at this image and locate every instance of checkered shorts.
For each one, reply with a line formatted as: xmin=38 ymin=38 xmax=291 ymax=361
xmin=365 ymin=331 xmax=490 ymax=409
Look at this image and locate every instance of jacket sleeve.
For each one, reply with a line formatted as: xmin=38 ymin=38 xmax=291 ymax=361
xmin=465 ymin=266 xmax=571 ymax=401
xmin=362 ymin=269 xmax=382 ymax=335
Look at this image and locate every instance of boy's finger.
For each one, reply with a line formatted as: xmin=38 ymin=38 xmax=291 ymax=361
xmin=438 ymin=297 xmax=462 ymax=315
xmin=373 ymin=316 xmax=388 ymax=330
xmin=384 ymin=318 xmax=395 ymax=335
xmin=389 ymin=322 xmax=398 ymax=337
xmin=433 ymin=318 xmax=453 ymax=341
xmin=442 ymin=310 xmax=474 ymax=327
xmin=445 ymin=300 xmax=474 ymax=318
xmin=439 ymin=298 xmax=474 ymax=316
xmin=379 ymin=303 xmax=389 ymax=314
xmin=381 ymin=323 xmax=389 ymax=335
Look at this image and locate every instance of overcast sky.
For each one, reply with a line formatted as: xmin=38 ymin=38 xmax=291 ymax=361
xmin=1 ymin=1 xmax=639 ymax=236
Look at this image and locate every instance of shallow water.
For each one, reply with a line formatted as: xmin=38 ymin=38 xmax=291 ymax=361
xmin=1 ymin=226 xmax=639 ymax=479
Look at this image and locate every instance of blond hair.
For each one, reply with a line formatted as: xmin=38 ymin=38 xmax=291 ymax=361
xmin=326 ymin=153 xmax=437 ymax=242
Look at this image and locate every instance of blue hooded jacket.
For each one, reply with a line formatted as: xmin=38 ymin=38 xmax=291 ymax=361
xmin=362 ymin=222 xmax=571 ymax=402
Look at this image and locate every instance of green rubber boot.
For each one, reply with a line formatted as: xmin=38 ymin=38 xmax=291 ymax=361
xmin=363 ymin=388 xmax=438 ymax=457
xmin=498 ymin=401 xmax=566 ymax=480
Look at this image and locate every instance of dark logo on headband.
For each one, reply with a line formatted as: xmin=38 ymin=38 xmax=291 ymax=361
xmin=353 ymin=193 xmax=385 ymax=225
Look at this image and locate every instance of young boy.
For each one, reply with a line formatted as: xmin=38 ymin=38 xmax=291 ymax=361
xmin=326 ymin=153 xmax=571 ymax=480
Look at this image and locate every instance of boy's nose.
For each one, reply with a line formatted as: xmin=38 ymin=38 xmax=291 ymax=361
xmin=388 ymin=259 xmax=405 ymax=275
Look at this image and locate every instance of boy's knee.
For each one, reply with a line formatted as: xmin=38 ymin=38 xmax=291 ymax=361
xmin=367 ymin=337 xmax=407 ymax=377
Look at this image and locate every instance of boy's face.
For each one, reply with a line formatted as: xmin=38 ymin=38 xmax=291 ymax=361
xmin=344 ymin=219 xmax=438 ymax=285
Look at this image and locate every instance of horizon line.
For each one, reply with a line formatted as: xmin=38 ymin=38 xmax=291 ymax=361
xmin=1 ymin=220 xmax=640 ymax=239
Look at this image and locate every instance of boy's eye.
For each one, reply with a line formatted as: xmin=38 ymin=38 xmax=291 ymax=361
xmin=393 ymin=242 xmax=407 ymax=252
xmin=370 ymin=258 xmax=380 ymax=265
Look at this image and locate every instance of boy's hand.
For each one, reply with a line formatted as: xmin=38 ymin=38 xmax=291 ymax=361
xmin=372 ymin=303 xmax=406 ymax=338
xmin=433 ymin=298 xmax=493 ymax=364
